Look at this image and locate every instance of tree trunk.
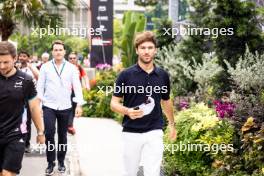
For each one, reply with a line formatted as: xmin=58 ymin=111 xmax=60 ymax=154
xmin=0 ymin=17 xmax=16 ymax=41
xmin=169 ymin=0 xmax=179 ymax=25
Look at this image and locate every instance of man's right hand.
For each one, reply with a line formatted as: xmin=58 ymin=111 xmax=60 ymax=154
xmin=126 ymin=108 xmax=144 ymax=119
xmin=36 ymin=134 xmax=45 ymax=144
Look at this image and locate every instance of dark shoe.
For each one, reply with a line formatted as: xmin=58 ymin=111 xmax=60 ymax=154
xmin=67 ymin=126 xmax=76 ymax=135
xmin=58 ymin=162 xmax=66 ymax=173
xmin=45 ymin=162 xmax=55 ymax=175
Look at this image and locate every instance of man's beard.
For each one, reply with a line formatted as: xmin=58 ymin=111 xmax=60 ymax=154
xmin=0 ymin=67 xmax=14 ymax=76
xmin=20 ymin=60 xmax=27 ymax=65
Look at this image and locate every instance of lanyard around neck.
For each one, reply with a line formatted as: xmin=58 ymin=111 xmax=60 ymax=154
xmin=52 ymin=60 xmax=66 ymax=79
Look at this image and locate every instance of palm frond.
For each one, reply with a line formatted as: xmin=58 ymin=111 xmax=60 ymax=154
xmin=49 ymin=0 xmax=75 ymax=11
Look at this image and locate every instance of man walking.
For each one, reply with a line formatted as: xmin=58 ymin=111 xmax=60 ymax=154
xmin=67 ymin=52 xmax=90 ymax=135
xmin=110 ymin=31 xmax=177 ymax=176
xmin=0 ymin=41 xmax=45 ymax=176
xmin=37 ymin=40 xmax=84 ymax=175
xmin=18 ymin=50 xmax=40 ymax=153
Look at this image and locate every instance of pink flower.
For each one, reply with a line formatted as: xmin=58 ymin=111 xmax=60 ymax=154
xmin=179 ymin=100 xmax=189 ymax=110
xmin=95 ymin=63 xmax=111 ymax=70
xmin=213 ymin=100 xmax=236 ymax=118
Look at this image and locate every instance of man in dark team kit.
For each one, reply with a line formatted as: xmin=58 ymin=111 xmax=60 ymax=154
xmin=111 ymin=31 xmax=177 ymax=176
xmin=0 ymin=41 xmax=45 ymax=176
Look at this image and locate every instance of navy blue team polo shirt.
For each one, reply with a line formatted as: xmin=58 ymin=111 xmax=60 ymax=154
xmin=113 ymin=63 xmax=171 ymax=133
xmin=0 ymin=70 xmax=36 ymax=141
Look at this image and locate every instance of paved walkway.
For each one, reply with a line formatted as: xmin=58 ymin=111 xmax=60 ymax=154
xmin=20 ymin=123 xmax=79 ymax=176
xmin=74 ymin=118 xmax=124 ymax=176
xmin=19 ymin=117 xmax=124 ymax=176
xmin=19 ymin=117 xmax=165 ymax=176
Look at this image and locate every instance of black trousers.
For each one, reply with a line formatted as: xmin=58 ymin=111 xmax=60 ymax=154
xmin=43 ymin=106 xmax=71 ymax=164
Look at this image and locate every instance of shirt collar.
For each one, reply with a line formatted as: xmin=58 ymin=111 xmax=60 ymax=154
xmin=52 ymin=58 xmax=66 ymax=64
xmin=0 ymin=68 xmax=18 ymax=80
xmin=133 ymin=63 xmax=159 ymax=75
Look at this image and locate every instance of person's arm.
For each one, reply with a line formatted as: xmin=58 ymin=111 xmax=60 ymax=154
xmin=161 ymin=99 xmax=174 ymax=125
xmin=161 ymin=71 xmax=177 ymax=141
xmin=161 ymin=99 xmax=177 ymax=141
xmin=72 ymin=66 xmax=85 ymax=117
xmin=28 ymin=63 xmax=40 ymax=80
xmin=80 ymin=67 xmax=90 ymax=90
xmin=110 ymin=96 xmax=143 ymax=119
xmin=36 ymin=65 xmax=46 ymax=101
xmin=27 ymin=76 xmax=45 ymax=144
xmin=28 ymin=97 xmax=45 ymax=144
xmin=82 ymin=75 xmax=90 ymax=90
xmin=110 ymin=70 xmax=143 ymax=119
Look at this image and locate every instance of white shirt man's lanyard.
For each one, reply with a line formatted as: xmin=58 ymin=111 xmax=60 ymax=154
xmin=52 ymin=60 xmax=66 ymax=86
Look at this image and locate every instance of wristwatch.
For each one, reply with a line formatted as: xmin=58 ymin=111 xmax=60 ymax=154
xmin=37 ymin=131 xmax=44 ymax=136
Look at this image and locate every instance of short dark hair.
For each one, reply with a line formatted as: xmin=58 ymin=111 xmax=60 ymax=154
xmin=69 ymin=51 xmax=77 ymax=56
xmin=134 ymin=31 xmax=157 ymax=49
xmin=68 ymin=52 xmax=78 ymax=60
xmin=18 ymin=50 xmax=30 ymax=57
xmin=0 ymin=41 xmax=17 ymax=58
xmin=51 ymin=40 xmax=65 ymax=50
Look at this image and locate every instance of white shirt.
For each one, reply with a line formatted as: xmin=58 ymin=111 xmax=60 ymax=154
xmin=20 ymin=65 xmax=38 ymax=85
xmin=21 ymin=67 xmax=34 ymax=78
xmin=37 ymin=59 xmax=85 ymax=110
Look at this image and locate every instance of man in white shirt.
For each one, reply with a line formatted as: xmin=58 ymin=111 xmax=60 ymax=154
xmin=37 ymin=40 xmax=84 ymax=175
xmin=18 ymin=51 xmax=40 ymax=153
xmin=18 ymin=51 xmax=39 ymax=80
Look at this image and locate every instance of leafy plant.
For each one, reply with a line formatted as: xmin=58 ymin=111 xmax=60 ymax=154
xmin=225 ymin=49 xmax=264 ymax=126
xmin=210 ymin=0 xmax=264 ymax=68
xmin=163 ymin=103 xmax=263 ymax=176
xmin=82 ymin=70 xmax=121 ymax=120
xmin=241 ymin=117 xmax=264 ymax=174
xmin=10 ymin=33 xmax=89 ymax=57
xmin=198 ymin=119 xmax=234 ymax=147
xmin=120 ymin=11 xmax=146 ymax=68
xmin=0 ymin=0 xmax=74 ymax=40
xmin=153 ymin=18 xmax=175 ymax=49
xmin=156 ymin=44 xmax=193 ymax=96
xmin=225 ymin=47 xmax=264 ymax=93
xmin=183 ymin=53 xmax=224 ymax=101
xmin=179 ymin=0 xmax=264 ymax=68
xmin=134 ymin=0 xmax=159 ymax=6
xmin=164 ymin=103 xmax=220 ymax=176
xmin=113 ymin=19 xmax=123 ymax=55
